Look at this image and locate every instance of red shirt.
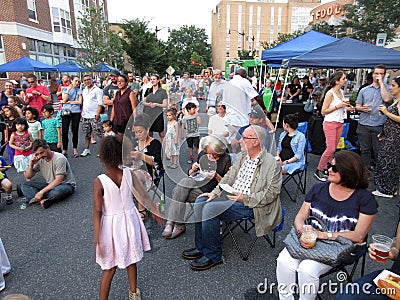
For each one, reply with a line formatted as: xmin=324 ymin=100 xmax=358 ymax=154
xmin=26 ymin=85 xmax=50 ymax=117
xmin=57 ymin=83 xmax=70 ymax=100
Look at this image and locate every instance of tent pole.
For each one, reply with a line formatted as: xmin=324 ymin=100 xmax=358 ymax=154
xmin=274 ymin=69 xmax=290 ymax=132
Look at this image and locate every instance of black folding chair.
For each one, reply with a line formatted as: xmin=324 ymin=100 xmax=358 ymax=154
xmin=221 ymin=206 xmax=286 ymax=261
xmin=281 ymin=121 xmax=310 ymax=202
xmin=317 ymin=238 xmax=368 ymax=300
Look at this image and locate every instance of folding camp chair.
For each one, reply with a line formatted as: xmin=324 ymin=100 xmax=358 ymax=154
xmin=221 ymin=207 xmax=286 ymax=261
xmin=281 ymin=121 xmax=309 ymax=202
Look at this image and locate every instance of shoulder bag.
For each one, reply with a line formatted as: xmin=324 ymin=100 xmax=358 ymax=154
xmin=304 ymin=97 xmax=314 ymax=113
xmin=283 ymin=216 xmax=355 ymax=267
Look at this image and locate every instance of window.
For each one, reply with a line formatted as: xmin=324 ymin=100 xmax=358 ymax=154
xmin=0 ymin=36 xmax=7 ymax=78
xmin=52 ymin=8 xmax=72 ymax=35
xmin=52 ymin=8 xmax=60 ymax=32
xmin=81 ymin=0 xmax=89 ymax=9
xmin=27 ymin=0 xmax=37 ymax=21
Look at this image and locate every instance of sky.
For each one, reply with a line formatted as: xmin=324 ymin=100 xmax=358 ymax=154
xmin=107 ymin=0 xmax=333 ymax=40
xmin=107 ymin=0 xmax=219 ymax=40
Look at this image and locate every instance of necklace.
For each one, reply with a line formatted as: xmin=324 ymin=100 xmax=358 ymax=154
xmin=138 ymin=136 xmax=151 ymax=151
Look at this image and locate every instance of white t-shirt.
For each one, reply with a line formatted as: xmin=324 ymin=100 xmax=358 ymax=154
xmin=208 ymin=114 xmax=229 ymax=136
xmin=223 ymin=75 xmax=259 ymax=127
xmin=82 ymin=85 xmax=103 ymax=118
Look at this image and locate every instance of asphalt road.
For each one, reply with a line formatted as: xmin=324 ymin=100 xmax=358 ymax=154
xmin=0 ymin=100 xmax=398 ymax=300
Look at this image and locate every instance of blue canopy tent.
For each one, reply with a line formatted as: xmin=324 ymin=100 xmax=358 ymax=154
xmin=54 ymin=61 xmax=88 ymax=72
xmin=96 ymin=63 xmax=118 ymax=72
xmin=261 ymin=30 xmax=338 ymax=63
xmin=284 ymin=37 xmax=400 ymax=69
xmin=0 ymin=56 xmax=58 ymax=72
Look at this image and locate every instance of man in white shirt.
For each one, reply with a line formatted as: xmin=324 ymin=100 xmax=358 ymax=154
xmin=206 ymin=69 xmax=226 ymax=115
xmin=80 ymin=75 xmax=104 ymax=157
xmin=223 ymin=68 xmax=259 ymax=141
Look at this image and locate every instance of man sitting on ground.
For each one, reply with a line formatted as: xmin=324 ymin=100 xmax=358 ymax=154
xmin=182 ymin=125 xmax=282 ymax=271
xmin=22 ymin=139 xmax=76 ymax=209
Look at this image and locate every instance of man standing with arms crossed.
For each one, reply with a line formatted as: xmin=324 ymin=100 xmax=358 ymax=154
xmin=80 ymin=75 xmax=104 ymax=157
xmin=356 ymin=64 xmax=390 ymax=171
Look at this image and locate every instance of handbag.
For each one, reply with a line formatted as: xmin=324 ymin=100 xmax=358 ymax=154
xmin=61 ymin=107 xmax=71 ymax=116
xmin=283 ymin=216 xmax=355 ymax=267
xmin=304 ymin=97 xmax=314 ymax=112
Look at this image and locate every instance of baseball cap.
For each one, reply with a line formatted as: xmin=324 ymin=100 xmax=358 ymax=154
xmin=109 ymin=70 xmax=121 ymax=77
xmin=9 ymin=80 xmax=18 ymax=85
xmin=249 ymin=105 xmax=266 ymax=119
xmin=319 ymin=76 xmax=326 ymax=80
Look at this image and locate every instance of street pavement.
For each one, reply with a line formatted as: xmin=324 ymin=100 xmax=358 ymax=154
xmin=0 ymin=100 xmax=398 ymax=300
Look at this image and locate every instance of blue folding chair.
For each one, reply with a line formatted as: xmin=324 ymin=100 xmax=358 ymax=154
xmin=221 ymin=207 xmax=286 ymax=261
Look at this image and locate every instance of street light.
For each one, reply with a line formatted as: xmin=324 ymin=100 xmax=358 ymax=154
xmin=228 ymin=28 xmax=245 ymax=50
xmin=155 ymin=26 xmax=171 ymax=34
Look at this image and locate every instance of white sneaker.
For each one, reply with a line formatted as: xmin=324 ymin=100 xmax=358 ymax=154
xmin=372 ymin=190 xmax=393 ymax=198
xmin=80 ymin=149 xmax=91 ymax=157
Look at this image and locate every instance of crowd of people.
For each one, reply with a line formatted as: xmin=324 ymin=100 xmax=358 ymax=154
xmin=0 ymin=64 xmax=399 ymax=300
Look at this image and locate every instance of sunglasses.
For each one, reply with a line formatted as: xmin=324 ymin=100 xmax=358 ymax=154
xmin=327 ymin=162 xmax=338 ymax=173
xmin=28 ymin=81 xmax=35 ymax=84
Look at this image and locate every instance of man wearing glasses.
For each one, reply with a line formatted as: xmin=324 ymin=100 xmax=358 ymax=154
xmin=356 ymin=64 xmax=391 ymax=171
xmin=80 ymin=75 xmax=104 ymax=157
xmin=182 ymin=125 xmax=282 ymax=270
xmin=26 ymin=74 xmax=51 ymax=117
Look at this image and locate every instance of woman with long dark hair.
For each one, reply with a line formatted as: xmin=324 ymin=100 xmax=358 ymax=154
xmin=61 ymin=76 xmax=82 ymax=157
xmin=142 ymin=74 xmax=168 ymax=141
xmin=373 ymin=76 xmax=400 ymax=198
xmin=314 ymin=71 xmax=353 ymax=182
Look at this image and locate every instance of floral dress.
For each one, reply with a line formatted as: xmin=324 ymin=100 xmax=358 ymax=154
xmin=165 ymin=121 xmax=179 ymax=157
xmin=375 ymin=102 xmax=400 ymax=195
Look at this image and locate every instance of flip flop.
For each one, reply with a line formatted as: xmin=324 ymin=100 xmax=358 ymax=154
xmin=139 ymin=209 xmax=148 ymax=221
xmin=162 ymin=222 xmax=174 ymax=238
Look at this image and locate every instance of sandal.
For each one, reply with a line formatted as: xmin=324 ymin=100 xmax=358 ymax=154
xmin=40 ymin=199 xmax=50 ymax=209
xmin=73 ymin=151 xmax=79 ymax=158
xmin=167 ymin=224 xmax=186 ymax=239
xmin=139 ymin=209 xmax=148 ymax=221
xmin=162 ymin=221 xmax=174 ymax=238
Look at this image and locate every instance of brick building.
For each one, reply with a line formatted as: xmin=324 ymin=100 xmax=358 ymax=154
xmin=0 ymin=0 xmax=108 ymax=85
xmin=211 ymin=0 xmax=321 ymax=71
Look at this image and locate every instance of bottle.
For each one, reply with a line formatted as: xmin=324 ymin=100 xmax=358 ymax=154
xmin=160 ymin=194 xmax=165 ymax=213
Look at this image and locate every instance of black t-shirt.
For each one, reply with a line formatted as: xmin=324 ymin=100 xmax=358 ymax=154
xmin=195 ymin=151 xmax=231 ymax=193
xmin=302 ymin=82 xmax=314 ymax=100
xmin=103 ymin=83 xmax=119 ymax=116
xmin=288 ymin=83 xmax=301 ymax=98
xmin=279 ymin=134 xmax=295 ymax=161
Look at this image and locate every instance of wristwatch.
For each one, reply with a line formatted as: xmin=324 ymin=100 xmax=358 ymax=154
xmin=285 ymin=160 xmax=289 ymax=165
xmin=327 ymin=232 xmax=333 ymax=240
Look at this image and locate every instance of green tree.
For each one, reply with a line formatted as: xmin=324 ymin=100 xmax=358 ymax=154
xmin=260 ymin=31 xmax=303 ymax=49
xmin=108 ymin=31 xmax=125 ymax=70
xmin=120 ymin=19 xmax=164 ymax=76
xmin=340 ymin=0 xmax=400 ymax=44
xmin=237 ymin=50 xmax=253 ymax=60
xmin=77 ymin=6 xmax=122 ymax=71
xmin=165 ymin=25 xmax=211 ymax=74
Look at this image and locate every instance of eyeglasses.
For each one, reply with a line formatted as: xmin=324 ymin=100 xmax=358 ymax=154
xmin=116 ymin=81 xmax=126 ymax=83
xmin=241 ymin=135 xmax=258 ymax=140
xmin=327 ymin=162 xmax=338 ymax=173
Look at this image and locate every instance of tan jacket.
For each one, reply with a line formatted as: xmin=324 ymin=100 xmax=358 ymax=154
xmin=212 ymin=149 xmax=282 ymax=237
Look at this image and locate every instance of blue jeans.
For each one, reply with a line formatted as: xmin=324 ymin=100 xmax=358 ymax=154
xmin=335 ymin=270 xmax=389 ymax=300
xmin=194 ymin=195 xmax=254 ymax=263
xmin=21 ymin=180 xmax=75 ymax=205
